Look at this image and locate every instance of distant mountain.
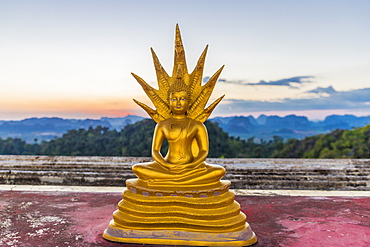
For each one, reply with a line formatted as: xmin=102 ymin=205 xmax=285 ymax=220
xmin=320 ymin=115 xmax=370 ymax=130
xmin=0 ymin=115 xmax=144 ymax=143
xmin=1 ymin=114 xmax=370 ymax=143
xmin=209 ymin=114 xmax=370 ymax=141
xmin=101 ymin=116 xmax=145 ymax=130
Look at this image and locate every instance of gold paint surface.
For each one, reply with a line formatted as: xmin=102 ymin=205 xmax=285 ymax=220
xmin=103 ymin=25 xmax=257 ymax=246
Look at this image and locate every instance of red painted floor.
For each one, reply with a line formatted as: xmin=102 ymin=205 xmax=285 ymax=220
xmin=0 ymin=191 xmax=369 ymax=247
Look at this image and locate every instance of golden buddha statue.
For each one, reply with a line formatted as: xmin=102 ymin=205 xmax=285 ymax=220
xmin=103 ymin=25 xmax=257 ymax=246
xmin=132 ymin=79 xmax=226 ymax=187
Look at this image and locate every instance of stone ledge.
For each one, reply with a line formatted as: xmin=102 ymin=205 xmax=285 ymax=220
xmin=1 ymin=155 xmax=369 ymax=190
xmin=1 ymin=185 xmax=369 ymax=196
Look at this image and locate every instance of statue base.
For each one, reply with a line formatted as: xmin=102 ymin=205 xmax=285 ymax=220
xmin=103 ymin=222 xmax=257 ymax=246
xmin=103 ymin=179 xmax=257 ymax=246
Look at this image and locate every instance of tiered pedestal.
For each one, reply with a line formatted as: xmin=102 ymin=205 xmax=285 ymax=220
xmin=103 ymin=179 xmax=257 ymax=246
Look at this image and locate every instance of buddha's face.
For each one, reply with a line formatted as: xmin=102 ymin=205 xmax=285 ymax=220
xmin=169 ymin=91 xmax=189 ymax=115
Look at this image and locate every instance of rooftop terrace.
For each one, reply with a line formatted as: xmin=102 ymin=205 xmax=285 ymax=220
xmin=1 ymin=156 xmax=369 ymax=246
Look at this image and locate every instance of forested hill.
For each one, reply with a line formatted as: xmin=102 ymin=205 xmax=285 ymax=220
xmin=0 ymin=120 xmax=281 ymax=158
xmin=0 ymin=119 xmax=370 ymax=158
xmin=272 ymin=124 xmax=370 ymax=158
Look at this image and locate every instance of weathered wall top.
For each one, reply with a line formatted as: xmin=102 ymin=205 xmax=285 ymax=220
xmin=0 ymin=155 xmax=369 ymax=190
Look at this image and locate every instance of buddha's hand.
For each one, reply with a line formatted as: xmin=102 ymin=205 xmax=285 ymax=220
xmin=178 ymin=161 xmax=203 ymax=170
xmin=170 ymin=164 xmax=207 ymax=174
xmin=169 ymin=165 xmax=185 ymax=173
xmin=156 ymin=160 xmax=174 ymax=170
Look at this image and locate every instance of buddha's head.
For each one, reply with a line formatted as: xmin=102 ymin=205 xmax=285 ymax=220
xmin=168 ymin=79 xmax=190 ymax=115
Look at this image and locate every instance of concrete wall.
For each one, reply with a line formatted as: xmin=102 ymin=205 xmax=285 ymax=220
xmin=0 ymin=155 xmax=369 ymax=190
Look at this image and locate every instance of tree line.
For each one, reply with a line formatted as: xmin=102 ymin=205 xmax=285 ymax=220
xmin=0 ymin=119 xmax=369 ymax=158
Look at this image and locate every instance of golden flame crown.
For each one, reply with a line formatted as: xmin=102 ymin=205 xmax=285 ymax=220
xmin=132 ymin=25 xmax=225 ymax=123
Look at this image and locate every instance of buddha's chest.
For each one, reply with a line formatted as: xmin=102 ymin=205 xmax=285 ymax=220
xmin=163 ymin=121 xmax=194 ymax=141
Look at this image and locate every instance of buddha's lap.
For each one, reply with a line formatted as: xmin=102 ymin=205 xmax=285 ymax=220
xmin=132 ymin=161 xmax=225 ymax=178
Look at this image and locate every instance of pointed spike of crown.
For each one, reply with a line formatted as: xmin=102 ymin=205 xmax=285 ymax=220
xmin=151 ymin=47 xmax=170 ymax=96
xmin=176 ymin=64 xmax=184 ymax=79
xmin=192 ymin=45 xmax=209 ymax=77
xmin=189 ymin=44 xmax=209 ymax=97
xmin=172 ymin=25 xmax=188 ymax=77
xmin=151 ymin=47 xmax=168 ymax=76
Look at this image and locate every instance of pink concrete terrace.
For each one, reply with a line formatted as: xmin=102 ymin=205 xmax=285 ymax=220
xmin=0 ymin=186 xmax=369 ymax=247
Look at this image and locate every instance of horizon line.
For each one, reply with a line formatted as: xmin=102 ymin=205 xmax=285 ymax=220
xmin=1 ymin=112 xmax=370 ymax=122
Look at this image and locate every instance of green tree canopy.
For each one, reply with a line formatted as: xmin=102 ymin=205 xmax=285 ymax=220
xmin=1 ymin=120 xmax=370 ymax=159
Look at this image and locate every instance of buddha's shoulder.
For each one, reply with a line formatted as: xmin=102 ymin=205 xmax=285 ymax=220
xmin=158 ymin=118 xmax=174 ymax=126
xmin=186 ymin=119 xmax=205 ymax=131
xmin=189 ymin=118 xmax=204 ymax=126
xmin=158 ymin=118 xmax=203 ymax=126
xmin=185 ymin=118 xmax=204 ymax=127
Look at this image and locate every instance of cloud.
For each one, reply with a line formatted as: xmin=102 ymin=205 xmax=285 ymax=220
xmin=204 ymin=76 xmax=315 ymax=88
xmin=216 ymin=87 xmax=370 ymax=114
xmin=246 ymin=76 xmax=315 ymax=88
xmin=203 ymin=77 xmax=244 ymax=85
xmin=306 ymin=86 xmax=336 ymax=94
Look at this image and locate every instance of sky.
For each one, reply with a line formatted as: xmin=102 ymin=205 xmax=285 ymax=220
xmin=0 ymin=0 xmax=369 ymax=121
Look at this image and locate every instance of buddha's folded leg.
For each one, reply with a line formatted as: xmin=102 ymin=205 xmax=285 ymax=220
xmin=147 ymin=163 xmax=226 ymax=185
xmin=132 ymin=162 xmax=175 ymax=181
xmin=177 ymin=163 xmax=225 ymax=184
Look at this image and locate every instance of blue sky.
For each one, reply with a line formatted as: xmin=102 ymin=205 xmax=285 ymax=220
xmin=0 ymin=0 xmax=369 ymax=120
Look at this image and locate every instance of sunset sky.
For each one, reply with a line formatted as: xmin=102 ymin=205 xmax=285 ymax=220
xmin=1 ymin=0 xmax=369 ymax=120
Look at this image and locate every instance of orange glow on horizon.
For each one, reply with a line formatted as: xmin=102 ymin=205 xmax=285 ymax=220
xmin=0 ymin=97 xmax=150 ymax=120
xmin=1 ymin=96 xmax=369 ymax=121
